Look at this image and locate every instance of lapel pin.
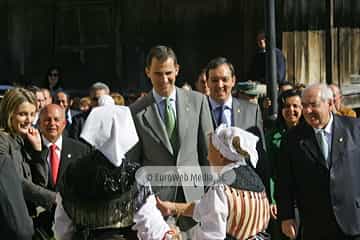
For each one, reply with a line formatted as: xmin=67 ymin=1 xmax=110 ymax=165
xmin=338 ymin=138 xmax=343 ymax=143
xmin=67 ymin=154 xmax=72 ymax=158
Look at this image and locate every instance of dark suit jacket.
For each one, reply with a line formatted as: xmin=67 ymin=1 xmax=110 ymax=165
xmin=68 ymin=111 xmax=90 ymax=141
xmin=276 ymin=115 xmax=360 ymax=236
xmin=248 ymin=48 xmax=286 ymax=84
xmin=0 ymin=154 xmax=33 ymax=240
xmin=33 ymin=136 xmax=91 ymax=192
xmin=63 ymin=109 xmax=81 ymax=137
xmin=208 ymin=97 xmax=270 ymax=195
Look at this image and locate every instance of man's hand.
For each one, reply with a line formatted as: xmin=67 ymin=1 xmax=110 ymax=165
xmin=26 ymin=127 xmax=42 ymax=151
xmin=281 ymin=219 xmax=297 ymax=239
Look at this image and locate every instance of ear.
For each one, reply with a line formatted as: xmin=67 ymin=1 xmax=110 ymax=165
xmin=175 ymin=64 xmax=180 ymax=76
xmin=145 ymin=67 xmax=150 ymax=78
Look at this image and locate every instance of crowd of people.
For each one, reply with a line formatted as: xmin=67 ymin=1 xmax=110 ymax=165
xmin=0 ymin=43 xmax=359 ymax=240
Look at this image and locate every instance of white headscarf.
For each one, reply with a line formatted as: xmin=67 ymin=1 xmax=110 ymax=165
xmin=80 ymin=105 xmax=139 ymax=167
xmin=98 ymin=95 xmax=115 ymax=106
xmin=211 ymin=124 xmax=259 ymax=167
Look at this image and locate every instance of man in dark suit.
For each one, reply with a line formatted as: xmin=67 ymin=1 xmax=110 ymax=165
xmin=34 ymin=104 xmax=90 ymax=237
xmin=129 ymin=45 xmax=213 ymax=231
xmin=68 ymin=82 xmax=110 ymax=140
xmin=54 ymin=91 xmax=80 ymax=136
xmin=277 ymin=83 xmax=360 ymax=239
xmin=205 ymin=57 xmax=269 ymax=193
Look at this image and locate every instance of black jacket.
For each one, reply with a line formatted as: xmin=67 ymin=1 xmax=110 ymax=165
xmin=276 ymin=115 xmax=360 ymax=237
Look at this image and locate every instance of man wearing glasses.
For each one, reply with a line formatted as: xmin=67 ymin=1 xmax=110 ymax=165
xmin=277 ymin=83 xmax=360 ymax=240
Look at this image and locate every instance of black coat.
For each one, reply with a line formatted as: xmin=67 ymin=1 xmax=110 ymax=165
xmin=276 ymin=115 xmax=360 ymax=237
xmin=0 ymin=154 xmax=34 ymax=240
xmin=31 ymin=136 xmax=91 ymax=191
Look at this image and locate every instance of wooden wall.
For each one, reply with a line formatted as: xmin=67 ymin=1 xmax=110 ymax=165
xmin=280 ymin=0 xmax=360 ymax=86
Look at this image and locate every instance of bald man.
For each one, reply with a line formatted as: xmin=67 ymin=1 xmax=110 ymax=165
xmin=38 ymin=104 xmax=90 ymax=190
xmin=31 ymin=104 xmax=90 ymax=238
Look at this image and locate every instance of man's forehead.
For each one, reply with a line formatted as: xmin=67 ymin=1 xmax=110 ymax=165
xmin=302 ymin=89 xmax=321 ymax=102
xmin=149 ymin=57 xmax=176 ymax=67
xmin=209 ymin=64 xmax=232 ymax=76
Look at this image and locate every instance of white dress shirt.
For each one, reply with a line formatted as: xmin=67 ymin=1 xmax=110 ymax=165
xmin=42 ymin=136 xmax=62 ymax=169
xmin=192 ymin=162 xmax=242 ymax=240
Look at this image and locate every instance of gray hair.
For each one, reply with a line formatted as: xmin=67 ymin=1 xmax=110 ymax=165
xmin=90 ymin=82 xmax=110 ymax=94
xmin=302 ymin=83 xmax=333 ymax=102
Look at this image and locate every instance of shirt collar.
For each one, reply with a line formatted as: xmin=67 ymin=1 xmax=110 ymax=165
xmin=42 ymin=135 xmax=63 ymax=150
xmin=209 ymin=96 xmax=233 ymax=110
xmin=152 ymin=88 xmax=177 ymax=105
xmin=313 ymin=113 xmax=333 ymax=135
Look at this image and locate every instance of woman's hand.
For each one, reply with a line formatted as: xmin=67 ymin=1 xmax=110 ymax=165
xmin=270 ymin=203 xmax=278 ymax=219
xmin=26 ymin=127 xmax=42 ymax=151
xmin=156 ymin=196 xmax=175 ymax=216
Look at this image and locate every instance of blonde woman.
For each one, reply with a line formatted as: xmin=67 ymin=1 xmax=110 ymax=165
xmin=0 ymin=88 xmax=56 ymax=233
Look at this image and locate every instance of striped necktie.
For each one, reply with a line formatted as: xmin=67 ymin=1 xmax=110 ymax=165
xmin=316 ymin=129 xmax=329 ymax=161
xmin=164 ymin=97 xmax=176 ymax=139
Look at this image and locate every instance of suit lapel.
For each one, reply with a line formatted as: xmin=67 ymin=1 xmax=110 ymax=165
xmin=40 ymin=143 xmax=50 ymax=186
xmin=207 ymin=96 xmax=218 ymax=129
xmin=143 ymin=93 xmax=173 ymax=154
xmin=232 ymin=98 xmax=242 ymax=127
xmin=299 ymin=124 xmax=328 ymax=168
xmin=58 ymin=138 xmax=68 ymax=185
xmin=329 ymin=116 xmax=345 ymax=169
xmin=176 ymin=88 xmax=190 ymax=148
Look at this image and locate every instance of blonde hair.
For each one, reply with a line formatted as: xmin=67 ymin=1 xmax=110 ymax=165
xmin=0 ymin=88 xmax=36 ymax=135
xmin=111 ymin=92 xmax=125 ymax=106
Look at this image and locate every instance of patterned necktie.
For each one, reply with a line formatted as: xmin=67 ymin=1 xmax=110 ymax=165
xmin=50 ymin=144 xmax=60 ymax=184
xmin=164 ymin=98 xmax=176 ymax=139
xmin=316 ymin=129 xmax=329 ymax=161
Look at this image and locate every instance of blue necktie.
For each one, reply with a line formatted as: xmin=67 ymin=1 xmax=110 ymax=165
xmin=316 ymin=129 xmax=329 ymax=161
xmin=216 ymin=105 xmax=225 ymax=126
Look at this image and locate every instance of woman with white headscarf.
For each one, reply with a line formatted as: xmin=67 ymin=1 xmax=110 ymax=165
xmin=150 ymin=124 xmax=271 ymax=240
xmin=54 ymin=104 xmax=142 ymax=240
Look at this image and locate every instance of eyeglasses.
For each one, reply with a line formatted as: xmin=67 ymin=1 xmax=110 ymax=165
xmin=302 ymin=101 xmax=322 ymax=109
xmin=49 ymin=73 xmax=59 ymax=77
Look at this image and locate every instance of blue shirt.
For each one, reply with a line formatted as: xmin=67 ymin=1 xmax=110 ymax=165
xmin=209 ymin=96 xmax=233 ymax=127
xmin=152 ymin=88 xmax=177 ymax=122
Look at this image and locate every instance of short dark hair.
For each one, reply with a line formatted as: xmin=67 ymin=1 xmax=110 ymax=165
xmin=55 ymin=90 xmax=71 ymax=102
xmin=205 ymin=57 xmax=235 ymax=79
xmin=278 ymin=89 xmax=301 ymax=110
xmin=279 ymin=81 xmax=293 ymax=89
xmin=145 ymin=45 xmax=178 ymax=67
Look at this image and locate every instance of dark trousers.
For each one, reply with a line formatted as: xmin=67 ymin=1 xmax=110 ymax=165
xmin=302 ymin=221 xmax=360 ymax=240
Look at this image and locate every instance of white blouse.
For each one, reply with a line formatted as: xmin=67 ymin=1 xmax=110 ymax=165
xmin=192 ymin=162 xmax=242 ymax=240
